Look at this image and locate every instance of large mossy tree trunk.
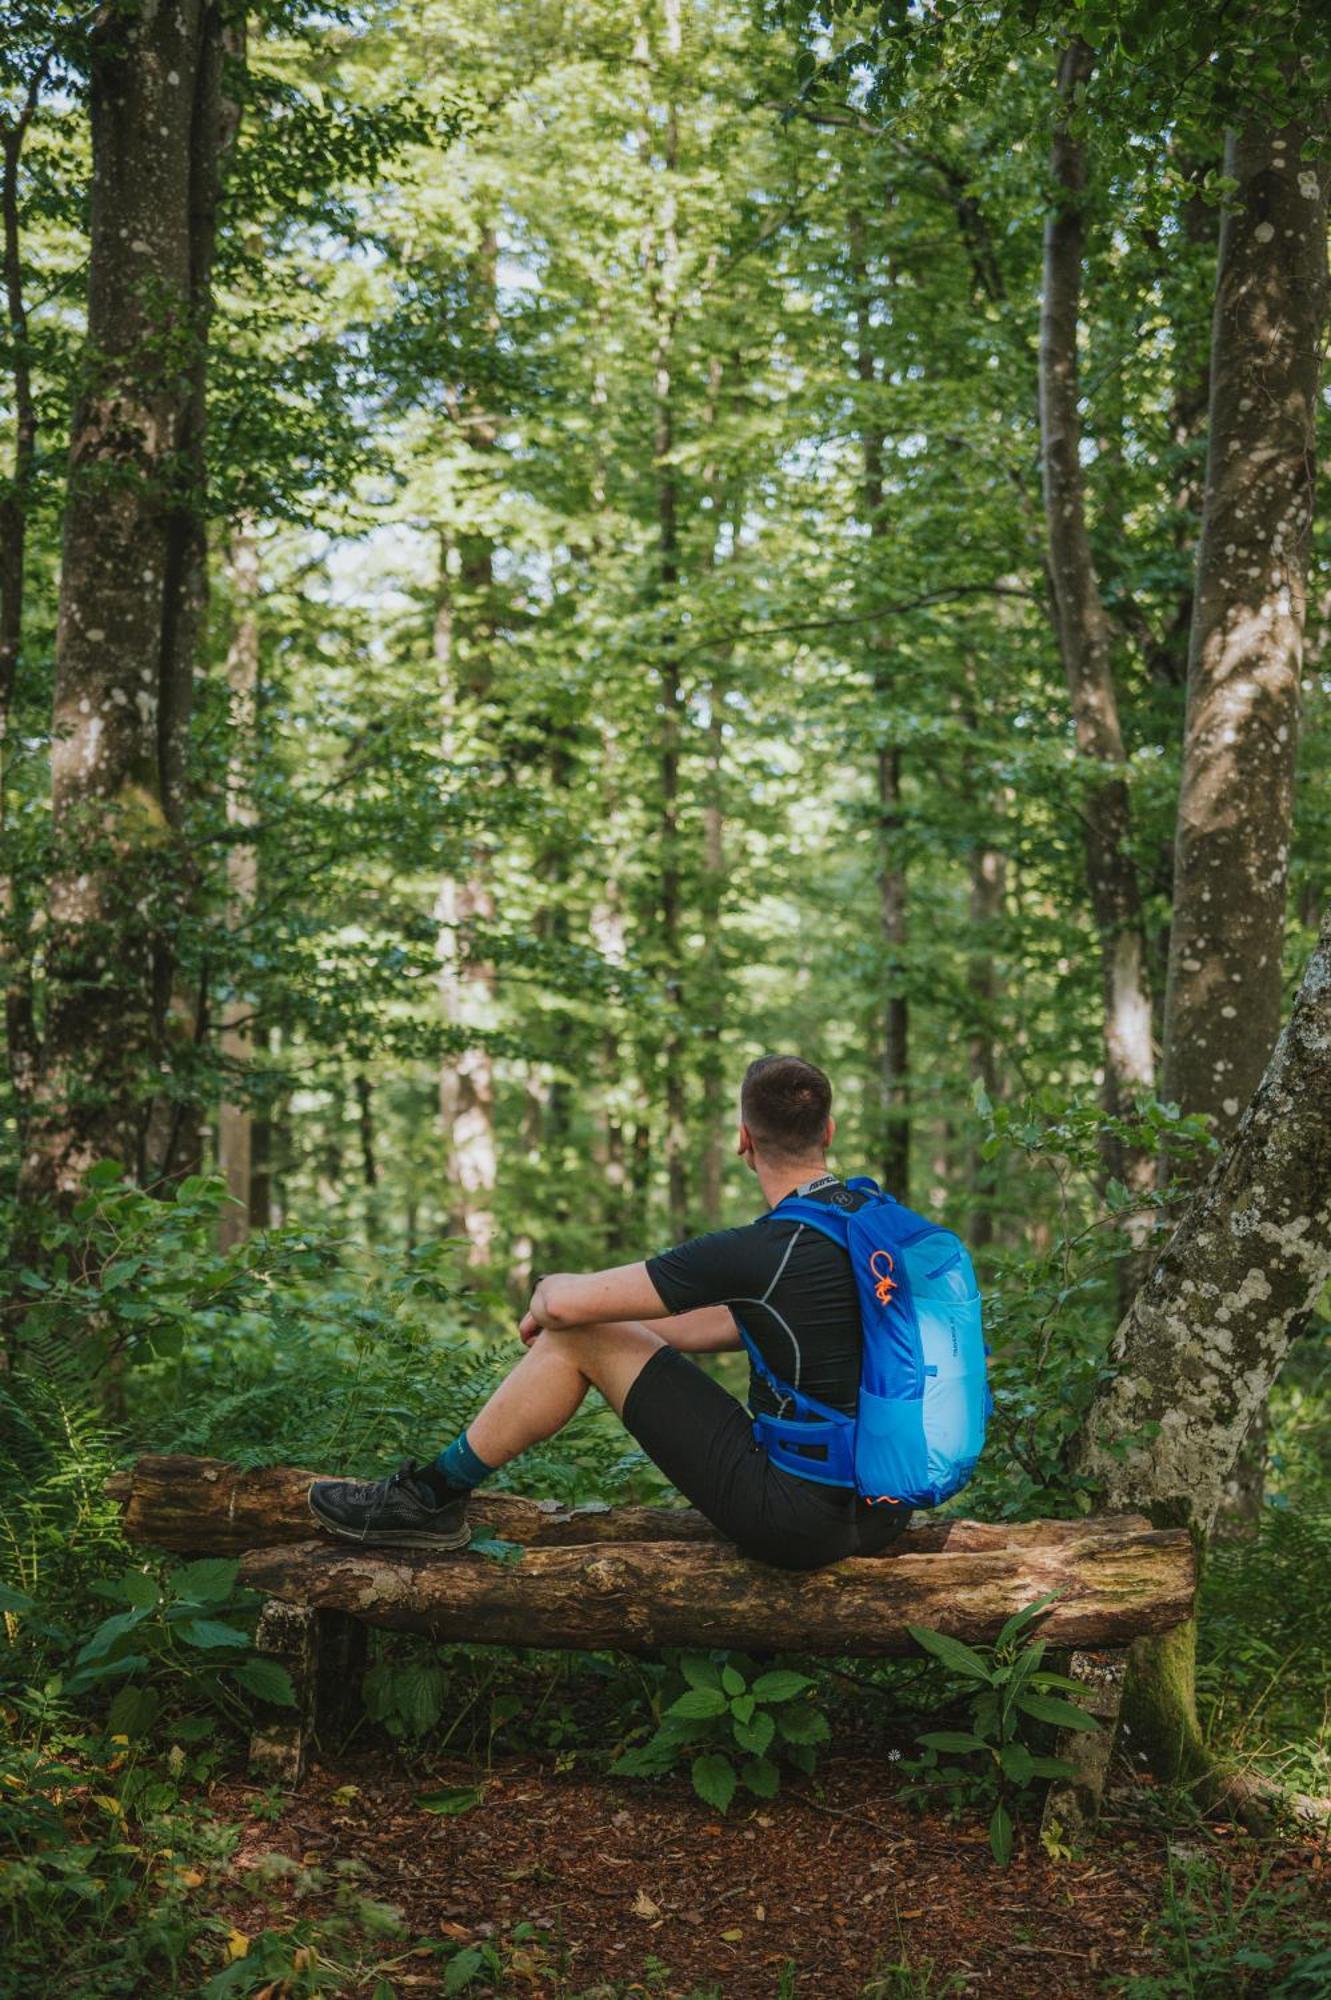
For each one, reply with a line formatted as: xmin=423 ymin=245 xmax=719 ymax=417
xmin=1066 ymin=909 xmax=1331 ymax=1808
xmin=17 ymin=0 xmax=233 ymax=1211
xmin=1161 ymin=114 xmax=1330 ymax=1533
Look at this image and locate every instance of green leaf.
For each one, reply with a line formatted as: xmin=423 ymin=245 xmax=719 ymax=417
xmin=0 ymin=1582 xmax=35 ymax=1614
xmin=667 ymin=1687 xmax=728 ymax=1721
xmin=1029 ymin=1755 xmax=1078 ymax=1779
xmin=679 ymin=1654 xmax=722 ymax=1693
xmin=998 ymin=1741 xmax=1036 ymax=1783
xmin=76 ymin=1606 xmax=151 ymax=1664
xmin=776 ymin=1705 xmax=830 ymax=1746
xmin=169 ymin=1559 xmax=239 ymax=1605
xmin=114 ymin=1569 xmax=160 ymax=1611
xmin=691 ymin=1753 xmax=736 ymax=1813
xmin=730 ymin=1694 xmax=756 ymax=1725
xmin=231 ymin=1659 xmax=297 ymax=1707
xmin=176 ymin=1618 xmax=252 ymax=1651
xmin=107 ymin=1684 xmax=160 ymax=1738
xmin=989 ymin=1799 xmax=1013 ymax=1866
xmin=720 ymin=1664 xmax=745 ymax=1697
xmin=416 ymin=1785 xmax=485 ymax=1816
xmin=784 ymin=1740 xmax=816 ymax=1775
xmin=1016 ymin=1694 xmax=1100 ymax=1733
xmin=740 ymin=1755 xmax=780 ymax=1799
xmin=733 ymin=1710 xmax=775 ymax=1756
xmin=993 ymin=1592 xmax=1061 ymax=1653
xmin=905 ymin=1625 xmax=993 ymax=1682
xmin=468 ymin=1537 xmax=524 ymax=1566
xmin=917 ymin=1731 xmax=987 ymax=1755
xmin=750 ymin=1669 xmax=813 ymax=1703
xmin=444 ymin=1945 xmax=486 ymax=1992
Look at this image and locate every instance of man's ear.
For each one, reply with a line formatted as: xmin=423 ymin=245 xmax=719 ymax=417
xmin=737 ymin=1121 xmax=756 ymax=1169
xmin=826 ymin=1114 xmax=837 ymax=1148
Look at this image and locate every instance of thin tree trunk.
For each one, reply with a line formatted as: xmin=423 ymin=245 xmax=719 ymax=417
xmin=649 ymin=0 xmax=688 ymax=1243
xmin=217 ymin=519 xmax=259 ymax=1251
xmin=966 ymin=828 xmax=1006 ymax=1250
xmin=0 ymin=67 xmax=49 ymax=1129
xmin=1038 ymin=42 xmax=1154 ymax=1217
xmin=849 ymin=205 xmax=910 ymax=1197
xmin=17 ymin=0 xmax=232 ymax=1212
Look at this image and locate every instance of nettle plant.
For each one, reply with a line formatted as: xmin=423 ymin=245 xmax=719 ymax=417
xmin=899 ymin=1593 xmax=1100 ymax=1864
xmin=611 ymin=1650 xmax=830 ymax=1811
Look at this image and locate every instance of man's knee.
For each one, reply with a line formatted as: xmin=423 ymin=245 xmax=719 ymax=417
xmin=539 ymin=1319 xmax=666 ymax=1411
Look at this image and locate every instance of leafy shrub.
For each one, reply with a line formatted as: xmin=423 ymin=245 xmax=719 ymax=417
xmin=611 ymin=1650 xmax=831 ymax=1810
xmin=895 ymin=1594 xmax=1096 ymax=1863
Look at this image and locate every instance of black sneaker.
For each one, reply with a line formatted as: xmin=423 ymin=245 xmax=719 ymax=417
xmin=307 ymin=1461 xmax=471 ymax=1550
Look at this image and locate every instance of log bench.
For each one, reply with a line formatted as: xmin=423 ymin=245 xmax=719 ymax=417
xmin=109 ymin=1455 xmax=1197 ymax=1840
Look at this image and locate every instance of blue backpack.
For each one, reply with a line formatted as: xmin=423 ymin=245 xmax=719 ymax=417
xmin=735 ymin=1176 xmax=993 ymax=1509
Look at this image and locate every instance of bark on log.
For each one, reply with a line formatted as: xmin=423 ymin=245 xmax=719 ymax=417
xmin=108 ymin=1453 xmax=1152 ymax=1560
xmin=235 ymin=1527 xmax=1194 ymax=1657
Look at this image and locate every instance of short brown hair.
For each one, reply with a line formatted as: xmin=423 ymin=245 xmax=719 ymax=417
xmin=740 ymin=1055 xmax=833 ymax=1160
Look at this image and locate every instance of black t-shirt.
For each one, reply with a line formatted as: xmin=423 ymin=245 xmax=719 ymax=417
xmin=645 ymin=1175 xmax=872 ymax=1420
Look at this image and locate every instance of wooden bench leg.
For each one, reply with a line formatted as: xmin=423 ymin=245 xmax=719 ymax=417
xmin=314 ymin=1608 xmax=367 ymax=1747
xmin=1040 ymin=1646 xmax=1128 ymax=1843
xmin=248 ymin=1598 xmax=317 ymax=1787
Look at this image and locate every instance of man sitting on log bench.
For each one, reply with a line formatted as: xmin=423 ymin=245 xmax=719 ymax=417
xmin=309 ymin=1056 xmax=915 ymax=1571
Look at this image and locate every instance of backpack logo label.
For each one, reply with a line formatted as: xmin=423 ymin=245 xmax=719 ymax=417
xmin=869 ymin=1248 xmax=897 ymax=1307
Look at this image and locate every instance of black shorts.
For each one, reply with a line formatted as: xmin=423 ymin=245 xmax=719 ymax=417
xmin=620 ymin=1344 xmax=912 ymax=1572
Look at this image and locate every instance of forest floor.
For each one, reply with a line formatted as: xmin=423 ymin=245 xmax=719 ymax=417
xmin=204 ymin=1749 xmax=1329 ymax=1998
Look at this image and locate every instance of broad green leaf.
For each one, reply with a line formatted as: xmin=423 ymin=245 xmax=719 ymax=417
xmin=989 ymin=1799 xmax=1013 ymax=1866
xmin=444 ymin=1945 xmax=486 ymax=1993
xmin=740 ymin=1755 xmax=780 ymax=1799
xmin=1016 ymin=1693 xmax=1100 ymax=1733
xmin=416 ymin=1785 xmax=486 ymax=1816
xmin=691 ymin=1753 xmax=736 ymax=1813
xmin=721 ymin=1664 xmax=745 ymax=1697
xmin=750 ymin=1669 xmax=813 ymax=1703
xmin=998 ymin=1741 xmax=1035 ymax=1782
xmin=231 ymin=1659 xmax=297 ymax=1707
xmin=905 ymin=1625 xmax=993 ymax=1682
xmin=1029 ymin=1755 xmax=1078 ymax=1779
xmin=0 ymin=1582 xmax=34 ymax=1614
xmin=732 ymin=1709 xmax=775 ymax=1756
xmin=679 ymin=1654 xmax=722 ymax=1693
xmin=730 ymin=1693 xmax=756 ymax=1725
xmin=108 ymin=1684 xmax=160 ymax=1738
xmin=120 ymin=1570 xmax=161 ymax=1611
xmin=169 ymin=1558 xmax=239 ymax=1605
xmin=76 ymin=1606 xmax=150 ymax=1664
xmin=776 ymin=1705 xmax=830 ymax=1746
xmin=917 ymin=1731 xmax=987 ymax=1754
xmin=176 ymin=1618 xmax=252 ymax=1651
xmin=667 ymin=1686 xmax=728 ymax=1721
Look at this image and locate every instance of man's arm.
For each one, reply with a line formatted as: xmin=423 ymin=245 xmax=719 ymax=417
xmin=523 ymin=1261 xmax=670 ymax=1336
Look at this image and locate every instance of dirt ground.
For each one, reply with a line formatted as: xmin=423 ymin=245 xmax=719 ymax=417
xmin=203 ymin=1749 xmax=1328 ymax=1998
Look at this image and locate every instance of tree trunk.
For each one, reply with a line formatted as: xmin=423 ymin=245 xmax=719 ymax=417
xmin=649 ymin=0 xmax=689 ymax=1244
xmin=17 ymin=0 xmax=232 ymax=1210
xmin=1066 ymin=909 xmax=1331 ymax=1798
xmin=967 ymin=831 xmax=1006 ymax=1251
xmin=217 ymin=519 xmax=260 ymax=1251
xmin=433 ymin=531 xmax=498 ymax=1269
xmin=1038 ymin=42 xmax=1154 ymax=1212
xmin=849 ymin=205 xmax=910 ymax=1198
xmin=1163 ymin=125 xmax=1329 ymax=1128
xmin=1162 ymin=118 xmax=1330 ymax=1532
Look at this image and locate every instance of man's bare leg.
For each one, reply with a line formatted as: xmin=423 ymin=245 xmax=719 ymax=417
xmin=465 ymin=1320 xmax=668 ymax=1468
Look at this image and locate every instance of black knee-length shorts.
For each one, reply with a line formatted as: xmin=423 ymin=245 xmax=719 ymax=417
xmin=620 ymin=1344 xmax=913 ymax=1572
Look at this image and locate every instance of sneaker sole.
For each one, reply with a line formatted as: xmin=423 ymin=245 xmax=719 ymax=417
xmin=306 ymin=1491 xmax=471 ymax=1552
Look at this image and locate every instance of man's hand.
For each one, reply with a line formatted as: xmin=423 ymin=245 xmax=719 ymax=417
xmin=518 ymin=1307 xmax=543 ymax=1346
